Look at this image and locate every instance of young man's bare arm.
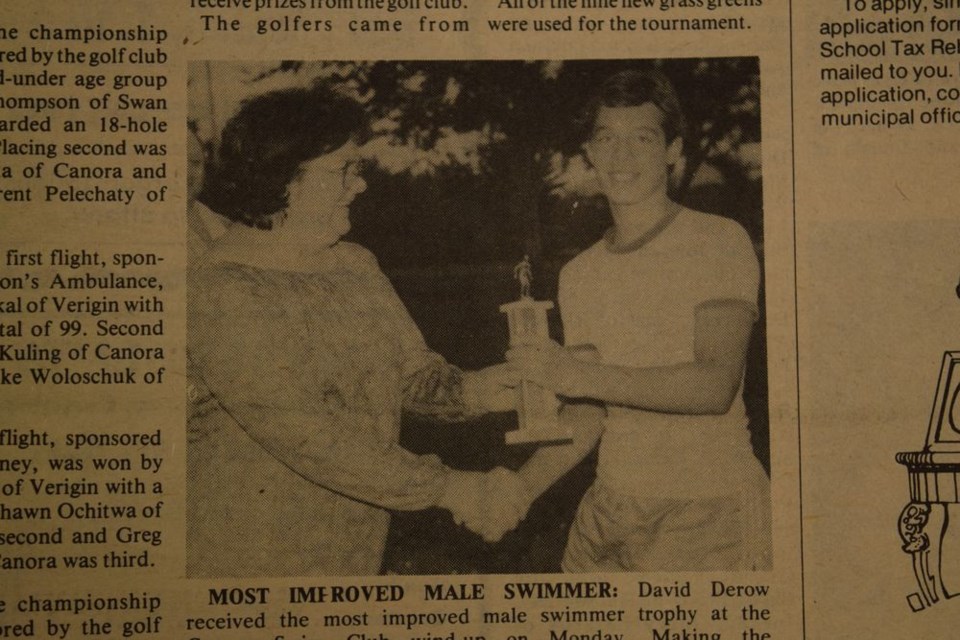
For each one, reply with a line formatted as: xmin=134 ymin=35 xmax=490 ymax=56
xmin=509 ymin=301 xmax=755 ymax=415
xmin=517 ymin=401 xmax=606 ymax=500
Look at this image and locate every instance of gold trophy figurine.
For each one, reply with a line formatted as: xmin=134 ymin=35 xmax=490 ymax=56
xmin=500 ymin=256 xmax=568 ymax=444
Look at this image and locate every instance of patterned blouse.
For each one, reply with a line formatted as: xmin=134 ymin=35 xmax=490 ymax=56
xmin=186 ymin=242 xmax=468 ymax=577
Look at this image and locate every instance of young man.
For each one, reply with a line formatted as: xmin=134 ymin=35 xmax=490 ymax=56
xmin=506 ymin=69 xmax=771 ymax=571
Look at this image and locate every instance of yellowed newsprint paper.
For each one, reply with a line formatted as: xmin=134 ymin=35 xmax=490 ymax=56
xmin=1 ymin=0 xmax=958 ymax=638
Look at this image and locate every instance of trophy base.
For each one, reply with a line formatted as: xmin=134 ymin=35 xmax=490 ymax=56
xmin=505 ymin=423 xmax=572 ymax=445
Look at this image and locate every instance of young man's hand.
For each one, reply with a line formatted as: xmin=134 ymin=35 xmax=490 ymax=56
xmin=506 ymin=339 xmax=584 ymax=397
xmin=439 ymin=468 xmax=532 ymax=543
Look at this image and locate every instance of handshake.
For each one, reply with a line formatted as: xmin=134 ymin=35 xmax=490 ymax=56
xmin=438 ymin=467 xmax=534 ymax=543
xmin=443 ymin=343 xmax=601 ymax=542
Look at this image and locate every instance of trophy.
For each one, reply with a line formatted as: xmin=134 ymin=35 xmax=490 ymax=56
xmin=500 ymin=256 xmax=569 ymax=444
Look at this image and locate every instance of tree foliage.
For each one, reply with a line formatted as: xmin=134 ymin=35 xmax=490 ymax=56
xmin=199 ymin=58 xmax=761 ymax=265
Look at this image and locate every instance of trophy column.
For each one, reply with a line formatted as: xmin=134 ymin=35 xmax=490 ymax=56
xmin=499 ymin=297 xmax=568 ymax=444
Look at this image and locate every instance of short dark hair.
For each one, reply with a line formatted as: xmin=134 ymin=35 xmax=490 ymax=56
xmin=583 ymin=70 xmax=686 ymax=145
xmin=202 ymin=85 xmax=364 ymax=229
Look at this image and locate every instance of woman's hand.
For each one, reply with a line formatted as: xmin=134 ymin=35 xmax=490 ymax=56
xmin=438 ymin=469 xmax=533 ymax=543
xmin=462 ymin=363 xmax=520 ymax=414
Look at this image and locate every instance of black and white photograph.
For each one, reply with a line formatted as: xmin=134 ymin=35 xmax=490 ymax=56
xmin=184 ymin=58 xmax=769 ymax=577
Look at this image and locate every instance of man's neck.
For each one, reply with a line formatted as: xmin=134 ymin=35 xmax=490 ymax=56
xmin=608 ymin=193 xmax=678 ymax=251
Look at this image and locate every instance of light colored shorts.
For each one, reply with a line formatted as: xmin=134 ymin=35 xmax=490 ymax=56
xmin=562 ymin=472 xmax=772 ymax=573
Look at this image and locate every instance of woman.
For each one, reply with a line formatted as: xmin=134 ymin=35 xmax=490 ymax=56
xmin=187 ymin=86 xmax=521 ymax=577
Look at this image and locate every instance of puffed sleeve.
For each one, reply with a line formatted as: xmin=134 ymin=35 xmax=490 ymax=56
xmin=348 ymin=246 xmax=474 ymax=421
xmin=188 ymin=266 xmax=450 ymax=511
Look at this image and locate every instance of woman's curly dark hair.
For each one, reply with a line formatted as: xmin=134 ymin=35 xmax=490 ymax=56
xmin=202 ymin=85 xmax=364 ymax=229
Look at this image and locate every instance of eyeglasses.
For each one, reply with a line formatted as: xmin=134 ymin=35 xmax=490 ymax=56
xmin=308 ymin=158 xmax=368 ymax=189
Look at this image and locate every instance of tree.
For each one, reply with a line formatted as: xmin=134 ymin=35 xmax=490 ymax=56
xmin=192 ymin=58 xmax=761 ymax=264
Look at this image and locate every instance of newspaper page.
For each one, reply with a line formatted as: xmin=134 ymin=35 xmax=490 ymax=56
xmin=0 ymin=0 xmax=957 ymax=638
